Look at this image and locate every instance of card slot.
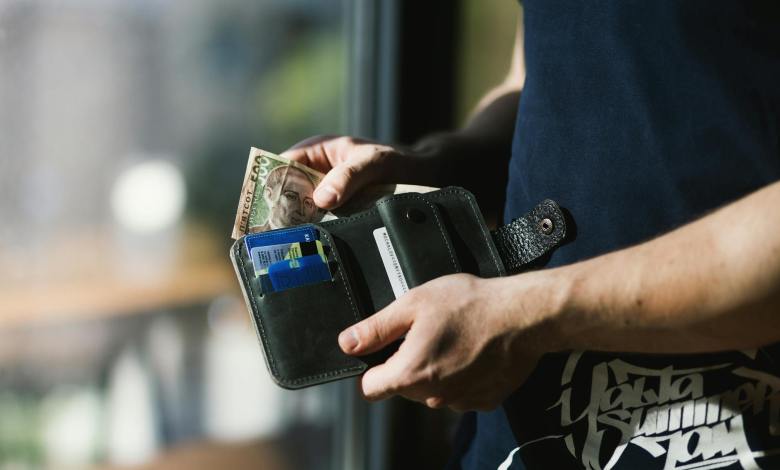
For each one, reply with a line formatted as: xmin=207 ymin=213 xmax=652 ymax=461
xmin=317 ymin=215 xmax=398 ymax=317
xmin=231 ymin=224 xmax=368 ymax=389
xmin=253 ymin=276 xmax=366 ymax=389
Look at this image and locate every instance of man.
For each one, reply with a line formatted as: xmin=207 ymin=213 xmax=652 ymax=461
xmin=257 ymin=164 xmax=322 ymax=231
xmin=284 ymin=2 xmax=780 ymax=468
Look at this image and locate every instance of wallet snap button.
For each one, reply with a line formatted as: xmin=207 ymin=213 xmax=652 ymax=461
xmin=539 ymin=218 xmax=554 ymax=235
xmin=405 ymin=208 xmax=426 ymax=223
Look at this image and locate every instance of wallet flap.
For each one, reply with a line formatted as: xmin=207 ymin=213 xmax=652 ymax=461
xmin=491 ymin=199 xmax=567 ymax=272
xmin=424 ymin=188 xmax=506 ymax=278
xmin=376 ymin=193 xmax=461 ymax=288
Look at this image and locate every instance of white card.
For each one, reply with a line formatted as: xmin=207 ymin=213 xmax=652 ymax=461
xmin=373 ymin=226 xmax=409 ymax=299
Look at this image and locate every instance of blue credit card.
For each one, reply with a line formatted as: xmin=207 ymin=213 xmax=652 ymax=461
xmin=266 ymin=254 xmax=331 ymax=292
xmin=250 ymin=240 xmax=326 ymax=277
xmin=244 ymin=226 xmax=318 ymax=254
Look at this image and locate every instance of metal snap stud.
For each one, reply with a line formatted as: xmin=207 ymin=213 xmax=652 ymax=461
xmin=539 ymin=218 xmax=554 ymax=235
xmin=405 ymin=208 xmax=426 ymax=223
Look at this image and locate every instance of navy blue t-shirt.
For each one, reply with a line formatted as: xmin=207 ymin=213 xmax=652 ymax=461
xmin=451 ymin=1 xmax=780 ymax=469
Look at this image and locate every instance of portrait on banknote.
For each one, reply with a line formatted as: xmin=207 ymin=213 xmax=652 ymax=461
xmin=252 ymin=163 xmax=325 ymax=232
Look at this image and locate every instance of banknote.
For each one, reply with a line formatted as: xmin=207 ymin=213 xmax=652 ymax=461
xmin=232 ymin=148 xmax=327 ymax=239
xmin=232 ymin=147 xmax=438 ymax=239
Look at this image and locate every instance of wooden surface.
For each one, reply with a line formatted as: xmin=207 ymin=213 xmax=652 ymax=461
xmin=0 ymin=224 xmax=236 ymax=328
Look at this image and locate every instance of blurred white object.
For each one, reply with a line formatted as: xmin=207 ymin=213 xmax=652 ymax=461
xmin=105 ymin=346 xmax=159 ymax=466
xmin=204 ymin=295 xmax=286 ymax=441
xmin=110 ymin=159 xmax=186 ymax=234
xmin=40 ymin=386 xmax=102 ymax=468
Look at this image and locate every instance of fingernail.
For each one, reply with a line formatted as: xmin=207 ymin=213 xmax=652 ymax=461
xmin=315 ymin=185 xmax=338 ymax=207
xmin=338 ymin=328 xmax=359 ymax=352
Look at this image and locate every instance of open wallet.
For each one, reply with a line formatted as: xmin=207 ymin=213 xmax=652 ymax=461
xmin=230 ymin=186 xmax=568 ymax=389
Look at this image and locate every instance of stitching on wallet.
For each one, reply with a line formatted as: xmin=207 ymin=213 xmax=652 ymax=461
xmin=238 ymin=228 xmax=365 ymax=386
xmin=458 ymin=190 xmax=504 ymax=276
xmin=375 ymin=194 xmax=459 ymax=273
xmin=279 ymin=227 xmax=364 ymax=386
xmin=321 ymin=207 xmax=379 ymax=227
xmin=425 ymin=198 xmax=459 ymax=272
xmin=282 ymin=365 xmax=366 ymax=386
xmin=317 ymin=228 xmax=362 ymax=324
xmin=432 ymin=187 xmax=503 ymax=276
xmin=235 ymin=242 xmax=279 ymax=378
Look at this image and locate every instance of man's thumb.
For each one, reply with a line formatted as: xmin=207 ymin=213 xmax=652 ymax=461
xmin=338 ymin=304 xmax=413 ymax=355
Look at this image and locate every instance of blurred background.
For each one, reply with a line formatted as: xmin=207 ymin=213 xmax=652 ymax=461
xmin=0 ymin=0 xmax=517 ymax=468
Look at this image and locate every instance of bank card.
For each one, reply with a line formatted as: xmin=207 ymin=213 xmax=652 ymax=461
xmin=284 ymin=240 xmax=326 ymax=262
xmin=250 ymin=240 xmax=326 ymax=276
xmin=266 ymin=254 xmax=332 ymax=292
xmin=243 ymin=226 xmax=317 ymax=254
xmin=244 ymin=226 xmax=319 ymax=275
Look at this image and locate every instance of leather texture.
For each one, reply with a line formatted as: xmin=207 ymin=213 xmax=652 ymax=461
xmin=231 ymin=225 xmax=368 ymax=389
xmin=230 ymin=187 xmax=567 ymax=389
xmin=376 ymin=193 xmax=461 ymax=287
xmin=490 ymin=199 xmax=567 ymax=273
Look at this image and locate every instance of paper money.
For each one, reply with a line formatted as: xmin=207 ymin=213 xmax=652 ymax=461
xmin=231 ymin=148 xmax=326 ymax=239
xmin=232 ymin=147 xmax=439 ymax=239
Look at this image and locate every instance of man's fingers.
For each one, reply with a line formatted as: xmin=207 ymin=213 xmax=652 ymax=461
xmin=282 ymin=141 xmax=377 ymax=210
xmin=313 ymin=158 xmax=376 ymax=209
xmin=338 ymin=301 xmax=414 ymax=355
xmin=359 ymin=352 xmax=414 ymax=401
xmin=282 ymin=136 xmax=394 ymax=209
xmin=360 ymin=349 xmax=445 ymax=404
xmin=278 ymin=146 xmax=311 ymax=166
xmin=279 ymin=135 xmax=338 ymax=173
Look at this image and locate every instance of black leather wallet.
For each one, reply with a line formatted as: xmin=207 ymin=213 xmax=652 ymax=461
xmin=230 ymin=187 xmax=567 ymax=389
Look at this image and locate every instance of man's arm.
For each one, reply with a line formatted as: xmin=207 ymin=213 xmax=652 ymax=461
xmin=554 ymin=179 xmax=780 ymax=353
xmin=413 ymin=18 xmax=525 ymax=211
xmin=337 ymin=180 xmax=780 ymax=410
xmin=281 ymin=18 xmax=525 ymax=212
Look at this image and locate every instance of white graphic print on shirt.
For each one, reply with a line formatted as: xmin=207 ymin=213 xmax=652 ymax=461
xmin=503 ymin=351 xmax=780 ymax=470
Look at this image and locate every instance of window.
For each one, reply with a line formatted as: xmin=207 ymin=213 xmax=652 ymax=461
xmin=0 ymin=1 xmax=348 ymax=468
xmin=0 ymin=1 xmax=520 ymax=468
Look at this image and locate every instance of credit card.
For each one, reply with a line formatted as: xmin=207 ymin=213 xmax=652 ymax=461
xmin=244 ymin=226 xmax=317 ymax=254
xmin=250 ymin=240 xmax=326 ymax=276
xmin=244 ymin=226 xmax=318 ymax=275
xmin=267 ymin=254 xmax=332 ymax=292
xmin=284 ymin=240 xmax=326 ymax=262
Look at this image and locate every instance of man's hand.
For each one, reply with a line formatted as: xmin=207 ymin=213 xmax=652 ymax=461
xmin=335 ymin=181 xmax=780 ymax=410
xmin=337 ymin=273 xmax=563 ymax=411
xmin=281 ymin=136 xmax=422 ymax=210
xmin=280 ymin=127 xmax=519 ymax=214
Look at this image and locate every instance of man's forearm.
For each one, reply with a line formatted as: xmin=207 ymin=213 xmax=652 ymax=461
xmin=410 ymin=89 xmax=521 ymax=213
xmin=536 ymin=180 xmax=780 ymax=354
xmin=403 ymin=17 xmax=525 ymax=211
